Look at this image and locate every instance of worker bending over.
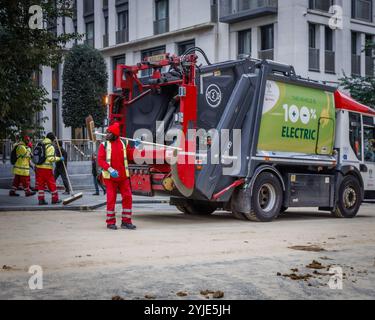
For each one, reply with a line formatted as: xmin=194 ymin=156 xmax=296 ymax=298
xmin=98 ymin=122 xmax=135 ymax=231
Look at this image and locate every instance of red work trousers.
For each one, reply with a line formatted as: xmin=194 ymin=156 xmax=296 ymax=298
xmin=104 ymin=178 xmax=133 ymax=225
xmin=36 ymin=168 xmax=59 ymax=202
xmin=11 ymin=175 xmax=30 ymax=194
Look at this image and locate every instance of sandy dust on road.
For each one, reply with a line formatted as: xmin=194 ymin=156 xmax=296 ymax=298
xmin=0 ymin=204 xmax=374 ymax=299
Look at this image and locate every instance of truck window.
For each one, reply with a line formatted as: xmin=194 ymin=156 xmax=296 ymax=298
xmin=349 ymin=112 xmax=362 ymax=160
xmin=364 ymin=118 xmax=375 ymax=163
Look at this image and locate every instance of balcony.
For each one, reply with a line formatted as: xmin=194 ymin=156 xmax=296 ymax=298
xmin=366 ymin=56 xmax=374 ymax=77
xmin=116 ymin=29 xmax=128 ymax=44
xmin=309 ymin=48 xmax=320 ymax=72
xmin=258 ymin=49 xmax=274 ymax=60
xmin=220 ymin=0 xmax=278 ymax=24
xmin=325 ymin=51 xmax=335 ymax=74
xmin=154 ymin=18 xmax=169 ymax=35
xmin=103 ymin=34 xmax=109 ymax=47
xmin=352 ymin=55 xmax=361 ymax=76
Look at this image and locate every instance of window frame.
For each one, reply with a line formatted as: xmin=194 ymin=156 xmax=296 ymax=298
xmin=238 ymin=28 xmax=252 ymax=56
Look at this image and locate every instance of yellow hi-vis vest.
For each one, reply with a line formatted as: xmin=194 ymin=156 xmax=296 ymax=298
xmin=12 ymin=142 xmax=31 ymax=177
xmin=102 ymin=140 xmax=130 ymax=179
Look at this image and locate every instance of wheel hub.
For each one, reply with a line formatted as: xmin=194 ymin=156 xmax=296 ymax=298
xmin=258 ymin=183 xmax=276 ymax=212
xmin=343 ymin=187 xmax=357 ymax=209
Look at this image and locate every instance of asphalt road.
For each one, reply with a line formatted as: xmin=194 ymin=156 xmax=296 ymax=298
xmin=0 ymin=203 xmax=374 ymax=300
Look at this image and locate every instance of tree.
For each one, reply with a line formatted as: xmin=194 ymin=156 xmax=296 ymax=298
xmin=0 ymin=0 xmax=79 ymax=139
xmin=62 ymin=44 xmax=108 ymax=132
xmin=340 ymin=41 xmax=375 ymax=109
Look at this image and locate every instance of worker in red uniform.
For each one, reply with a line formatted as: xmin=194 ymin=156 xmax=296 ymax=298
xmin=98 ymin=122 xmax=135 ymax=231
xmin=36 ymin=132 xmax=64 ymax=205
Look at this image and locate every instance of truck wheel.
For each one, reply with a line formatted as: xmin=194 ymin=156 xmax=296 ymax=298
xmin=333 ymin=175 xmax=362 ymax=218
xmin=247 ymin=172 xmax=283 ymax=222
xmin=176 ymin=202 xmax=217 ymax=215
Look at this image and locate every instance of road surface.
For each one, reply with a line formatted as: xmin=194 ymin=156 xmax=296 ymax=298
xmin=0 ymin=203 xmax=374 ymax=300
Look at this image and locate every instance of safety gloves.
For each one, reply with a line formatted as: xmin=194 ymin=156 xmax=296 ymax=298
xmin=108 ymin=167 xmax=119 ymax=178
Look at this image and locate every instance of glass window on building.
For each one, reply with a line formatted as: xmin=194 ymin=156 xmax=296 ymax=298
xmin=85 ymin=22 xmax=94 ymax=47
xmin=352 ymin=0 xmax=373 ymax=22
xmin=309 ymin=0 xmax=333 ymax=12
xmin=178 ymin=39 xmax=195 ymax=56
xmin=52 ymin=66 xmax=59 ymax=92
xmin=113 ymin=55 xmax=126 ymax=90
xmin=349 ymin=112 xmax=363 ymax=160
xmin=154 ymin=0 xmax=169 ymax=34
xmin=141 ymin=46 xmax=166 ymax=77
xmin=260 ymin=24 xmax=274 ymax=60
xmin=238 ymin=29 xmax=251 ymax=57
xmin=83 ymin=0 xmax=94 ymax=15
xmin=261 ymin=24 xmax=274 ymax=51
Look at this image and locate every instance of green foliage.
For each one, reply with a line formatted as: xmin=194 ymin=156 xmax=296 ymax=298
xmin=0 ymin=0 xmax=80 ymax=139
xmin=62 ymin=44 xmax=108 ymax=129
xmin=340 ymin=41 xmax=375 ymax=109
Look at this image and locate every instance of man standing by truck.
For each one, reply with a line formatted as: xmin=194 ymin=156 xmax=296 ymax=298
xmin=9 ymin=136 xmax=36 ymax=197
xmin=97 ymin=122 xmax=135 ymax=231
xmin=35 ymin=132 xmax=64 ymax=205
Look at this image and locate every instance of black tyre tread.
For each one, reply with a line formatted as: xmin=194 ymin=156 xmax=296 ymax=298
xmin=333 ymin=175 xmax=361 ymax=219
xmin=247 ymin=172 xmax=283 ymax=222
xmin=231 ymin=210 xmax=248 ymax=220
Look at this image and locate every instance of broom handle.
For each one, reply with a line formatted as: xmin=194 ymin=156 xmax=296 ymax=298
xmin=94 ymin=132 xmax=182 ymax=151
xmin=54 ymin=139 xmax=74 ymax=195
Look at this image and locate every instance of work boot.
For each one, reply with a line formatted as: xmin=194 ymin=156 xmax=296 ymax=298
xmin=9 ymin=191 xmax=20 ymax=197
xmin=121 ymin=223 xmax=137 ymax=230
xmin=92 ymin=193 xmax=100 ymax=196
xmin=52 ymin=199 xmax=62 ymax=205
xmin=39 ymin=199 xmax=48 ymax=205
xmin=25 ymin=191 xmax=36 ymax=197
xmin=107 ymin=224 xmax=118 ymax=230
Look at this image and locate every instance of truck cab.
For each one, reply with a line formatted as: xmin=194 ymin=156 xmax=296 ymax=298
xmin=335 ymin=91 xmax=375 ymax=200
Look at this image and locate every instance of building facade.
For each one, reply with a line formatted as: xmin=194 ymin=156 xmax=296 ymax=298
xmin=41 ymin=0 xmax=375 ymax=139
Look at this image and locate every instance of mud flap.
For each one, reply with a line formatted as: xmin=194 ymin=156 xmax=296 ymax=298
xmin=231 ymin=186 xmax=252 ymax=214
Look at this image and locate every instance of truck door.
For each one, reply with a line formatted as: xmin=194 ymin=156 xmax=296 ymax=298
xmin=362 ymin=115 xmax=375 ymax=199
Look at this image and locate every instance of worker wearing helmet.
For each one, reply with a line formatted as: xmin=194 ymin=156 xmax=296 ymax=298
xmin=36 ymin=132 xmax=64 ymax=205
xmin=98 ymin=122 xmax=135 ymax=231
xmin=9 ymin=136 xmax=36 ymax=197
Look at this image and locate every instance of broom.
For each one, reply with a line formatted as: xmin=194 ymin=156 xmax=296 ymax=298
xmin=54 ymin=139 xmax=83 ymax=205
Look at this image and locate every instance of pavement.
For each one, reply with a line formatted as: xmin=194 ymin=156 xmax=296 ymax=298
xmin=0 ymin=189 xmax=169 ymax=212
xmin=0 ymin=202 xmax=374 ymax=300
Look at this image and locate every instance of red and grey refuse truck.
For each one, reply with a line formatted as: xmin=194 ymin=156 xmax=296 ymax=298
xmin=104 ymin=49 xmax=375 ymax=222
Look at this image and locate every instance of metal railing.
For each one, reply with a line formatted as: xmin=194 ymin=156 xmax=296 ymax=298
xmin=309 ymin=48 xmax=320 ymax=71
xmin=0 ymin=139 xmax=96 ymax=163
xmin=258 ymin=49 xmax=274 ymax=60
xmin=116 ymin=29 xmax=128 ymax=44
xmin=352 ymin=54 xmax=361 ymax=76
xmin=325 ymin=50 xmax=335 ymax=74
xmin=365 ymin=56 xmax=374 ymax=77
xmin=154 ymin=18 xmax=169 ymax=35
xmin=220 ymin=0 xmax=278 ymax=17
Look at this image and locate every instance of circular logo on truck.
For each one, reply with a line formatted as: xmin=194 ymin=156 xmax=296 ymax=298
xmin=206 ymin=84 xmax=222 ymax=108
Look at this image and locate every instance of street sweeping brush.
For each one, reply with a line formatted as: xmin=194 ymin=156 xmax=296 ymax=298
xmin=54 ymin=139 xmax=83 ymax=205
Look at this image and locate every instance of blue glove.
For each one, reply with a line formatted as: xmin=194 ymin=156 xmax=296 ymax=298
xmin=108 ymin=167 xmax=119 ymax=178
xmin=60 ymin=156 xmax=65 ymax=162
xmin=134 ymin=139 xmax=142 ymax=149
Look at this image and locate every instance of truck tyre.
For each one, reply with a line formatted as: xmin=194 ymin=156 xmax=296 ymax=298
xmin=333 ymin=175 xmax=362 ymax=218
xmin=176 ymin=202 xmax=217 ymax=215
xmin=247 ymin=172 xmax=283 ymax=222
